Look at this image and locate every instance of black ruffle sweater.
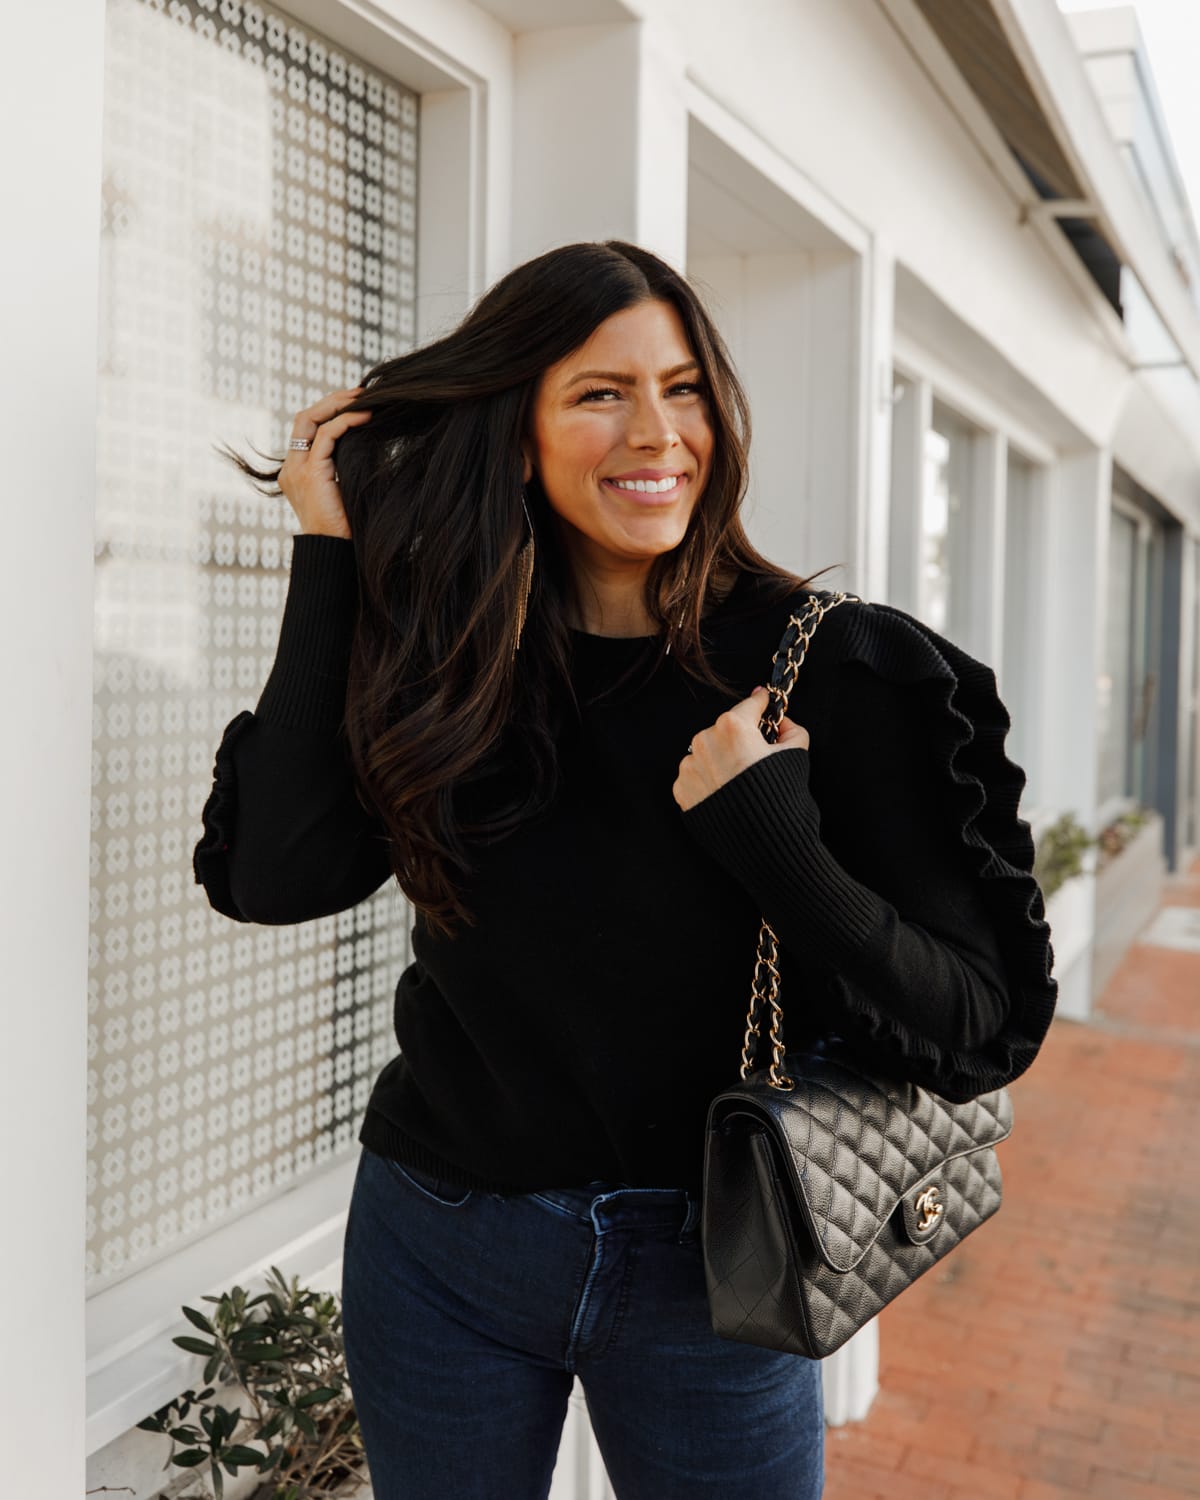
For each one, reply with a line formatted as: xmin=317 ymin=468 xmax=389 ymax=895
xmin=193 ymin=534 xmax=1057 ymax=1195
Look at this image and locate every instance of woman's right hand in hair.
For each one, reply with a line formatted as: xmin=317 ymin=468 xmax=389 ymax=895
xmin=278 ymin=386 xmax=373 ymax=539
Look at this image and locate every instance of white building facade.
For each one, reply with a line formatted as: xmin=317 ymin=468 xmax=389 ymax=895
xmin=4 ymin=1 xmax=1198 ymax=1496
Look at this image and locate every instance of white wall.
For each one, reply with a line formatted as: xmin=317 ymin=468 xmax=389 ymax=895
xmin=636 ymin=0 xmax=1134 ymax=455
xmin=511 ymin=19 xmax=689 ymax=269
xmin=0 ymin=3 xmax=108 ymax=1496
xmin=493 ymin=0 xmax=1200 ymax=516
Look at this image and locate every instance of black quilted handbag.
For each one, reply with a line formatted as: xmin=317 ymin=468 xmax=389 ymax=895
xmin=700 ymin=590 xmax=1015 ymax=1361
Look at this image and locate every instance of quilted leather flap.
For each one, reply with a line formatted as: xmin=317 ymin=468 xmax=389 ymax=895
xmin=707 ymin=1048 xmax=1013 ymax=1273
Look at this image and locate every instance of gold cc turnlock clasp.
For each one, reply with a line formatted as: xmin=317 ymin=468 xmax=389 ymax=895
xmin=914 ymin=1185 xmax=944 ymax=1233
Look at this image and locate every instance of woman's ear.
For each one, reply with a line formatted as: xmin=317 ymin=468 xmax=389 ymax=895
xmin=519 ymin=436 xmax=535 ymax=486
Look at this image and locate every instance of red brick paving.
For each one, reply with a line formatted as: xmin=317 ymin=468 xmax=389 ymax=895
xmin=823 ymin=856 xmax=1200 ymax=1500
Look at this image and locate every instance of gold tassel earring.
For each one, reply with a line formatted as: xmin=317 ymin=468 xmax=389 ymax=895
xmin=665 ymin=549 xmax=691 ymax=657
xmin=511 ymin=489 xmax=535 ymax=660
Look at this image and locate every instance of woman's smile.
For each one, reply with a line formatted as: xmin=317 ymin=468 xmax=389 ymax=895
xmin=600 ymin=474 xmax=688 ymax=502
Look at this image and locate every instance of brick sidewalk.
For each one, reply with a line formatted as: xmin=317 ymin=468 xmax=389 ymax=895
xmin=823 ymin=857 xmax=1200 ymax=1500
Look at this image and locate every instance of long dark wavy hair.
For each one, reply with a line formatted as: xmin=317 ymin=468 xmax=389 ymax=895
xmin=219 ymin=239 xmax=839 ymax=938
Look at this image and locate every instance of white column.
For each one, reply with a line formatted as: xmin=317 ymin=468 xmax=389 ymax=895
xmin=511 ymin=19 xmax=688 ymax=271
xmin=822 ymin=1320 xmax=881 ymax=1426
xmin=0 ymin=2 xmax=107 ymax=1494
xmin=1040 ymin=447 xmax=1111 ymax=1020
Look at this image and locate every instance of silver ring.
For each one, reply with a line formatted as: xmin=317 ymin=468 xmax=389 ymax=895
xmin=686 ymin=744 xmax=694 ymax=755
xmin=289 ymin=438 xmax=312 ymax=451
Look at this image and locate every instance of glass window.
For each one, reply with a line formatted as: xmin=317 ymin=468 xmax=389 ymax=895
xmin=89 ymin=0 xmax=418 ymax=1292
xmin=920 ymin=400 xmax=977 ymax=640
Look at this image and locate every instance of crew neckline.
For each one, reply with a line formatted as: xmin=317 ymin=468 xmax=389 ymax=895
xmin=567 ymin=569 xmax=751 ymax=642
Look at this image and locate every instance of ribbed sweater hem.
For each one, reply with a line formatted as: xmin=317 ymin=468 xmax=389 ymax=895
xmin=357 ymin=1108 xmax=539 ymax=1195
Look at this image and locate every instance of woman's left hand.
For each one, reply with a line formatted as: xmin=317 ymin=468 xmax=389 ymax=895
xmin=672 ymin=686 xmax=811 ymax=813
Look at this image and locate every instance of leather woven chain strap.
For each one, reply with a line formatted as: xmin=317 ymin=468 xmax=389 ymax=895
xmin=740 ymin=589 xmax=863 ymax=1092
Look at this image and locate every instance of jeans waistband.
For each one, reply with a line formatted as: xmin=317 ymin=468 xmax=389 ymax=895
xmin=529 ymin=1179 xmax=701 ymax=1239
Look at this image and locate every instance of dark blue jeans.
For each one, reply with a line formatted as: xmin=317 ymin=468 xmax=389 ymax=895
xmin=340 ymin=1144 xmax=824 ymax=1499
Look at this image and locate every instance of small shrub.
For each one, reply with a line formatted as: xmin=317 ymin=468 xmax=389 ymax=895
xmin=136 ymin=1265 xmax=367 ymax=1500
xmin=1033 ymin=812 xmax=1095 ymax=902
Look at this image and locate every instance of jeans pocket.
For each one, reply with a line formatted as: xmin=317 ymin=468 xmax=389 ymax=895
xmin=377 ymin=1152 xmax=476 ymax=1209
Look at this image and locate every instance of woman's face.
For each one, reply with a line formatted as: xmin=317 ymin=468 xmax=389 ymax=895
xmin=521 ymin=298 xmax=714 ymax=584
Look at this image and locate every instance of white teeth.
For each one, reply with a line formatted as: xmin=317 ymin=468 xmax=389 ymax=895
xmin=609 ymin=476 xmax=680 ymax=493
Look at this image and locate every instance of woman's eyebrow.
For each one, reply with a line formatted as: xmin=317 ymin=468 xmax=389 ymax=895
xmin=564 ymin=361 xmax=700 ymax=388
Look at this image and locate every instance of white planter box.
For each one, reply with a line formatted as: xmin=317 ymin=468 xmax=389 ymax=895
xmin=1042 ymin=872 xmax=1094 ymax=1021
xmin=1091 ymin=813 xmax=1165 ymax=1002
xmin=1045 ymin=867 xmax=1092 ymax=962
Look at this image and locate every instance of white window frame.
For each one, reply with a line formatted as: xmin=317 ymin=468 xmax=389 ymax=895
xmin=85 ymin=0 xmax=508 ymax=1455
xmin=1094 ymin=492 xmax=1156 ymax=831
xmin=888 ymin=344 xmax=1057 ymax=824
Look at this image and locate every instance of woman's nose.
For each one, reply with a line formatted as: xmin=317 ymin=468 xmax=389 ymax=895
xmin=625 ymin=396 xmax=677 ymax=449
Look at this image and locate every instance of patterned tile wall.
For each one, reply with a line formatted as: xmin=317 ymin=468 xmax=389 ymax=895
xmin=89 ymin=0 xmax=416 ymax=1291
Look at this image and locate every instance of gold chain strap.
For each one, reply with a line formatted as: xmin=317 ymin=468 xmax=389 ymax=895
xmin=738 ymin=589 xmax=862 ymax=1091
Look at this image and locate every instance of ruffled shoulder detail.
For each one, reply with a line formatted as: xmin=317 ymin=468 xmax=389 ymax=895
xmin=813 ymin=593 xmax=1058 ymax=1099
xmin=192 ymin=709 xmax=256 ymax=922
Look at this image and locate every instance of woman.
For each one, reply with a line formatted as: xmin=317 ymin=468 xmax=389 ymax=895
xmin=194 ymin=240 xmax=1057 ymax=1499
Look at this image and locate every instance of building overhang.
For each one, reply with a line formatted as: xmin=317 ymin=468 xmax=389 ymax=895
xmin=899 ymin=0 xmax=1200 ymax=385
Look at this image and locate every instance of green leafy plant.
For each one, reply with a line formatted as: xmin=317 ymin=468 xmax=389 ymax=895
xmin=136 ymin=1265 xmax=368 ymax=1500
xmin=1033 ymin=812 xmax=1095 ymax=902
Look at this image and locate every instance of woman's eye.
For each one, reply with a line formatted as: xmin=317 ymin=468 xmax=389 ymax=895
xmin=578 ymin=383 xmax=705 ymax=403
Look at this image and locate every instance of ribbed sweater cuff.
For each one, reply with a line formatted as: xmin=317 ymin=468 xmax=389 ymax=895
xmin=255 ymin=533 xmax=360 ymax=731
xmin=680 ymin=748 xmax=884 ymax=967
